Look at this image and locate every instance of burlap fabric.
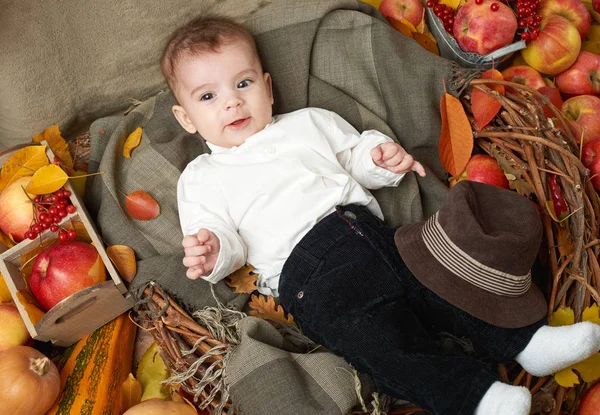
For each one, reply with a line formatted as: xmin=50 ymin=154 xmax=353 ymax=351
xmin=84 ymin=0 xmax=461 ymax=413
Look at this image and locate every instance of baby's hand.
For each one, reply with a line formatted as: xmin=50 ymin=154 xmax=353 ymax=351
xmin=182 ymin=228 xmax=221 ymax=280
xmin=371 ymin=142 xmax=426 ymax=177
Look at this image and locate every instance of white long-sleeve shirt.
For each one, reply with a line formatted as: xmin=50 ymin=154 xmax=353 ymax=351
xmin=177 ymin=107 xmax=405 ymax=296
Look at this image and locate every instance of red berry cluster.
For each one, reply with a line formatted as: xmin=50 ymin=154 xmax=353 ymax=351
xmin=427 ymin=0 xmax=456 ymax=34
xmin=515 ymin=0 xmax=542 ymax=41
xmin=26 ymin=188 xmax=77 ymax=241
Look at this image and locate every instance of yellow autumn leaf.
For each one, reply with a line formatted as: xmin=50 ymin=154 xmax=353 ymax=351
xmin=123 ymin=127 xmax=143 ymax=158
xmin=549 ymin=307 xmax=574 ymax=326
xmin=32 ymin=125 xmax=73 ymax=169
xmin=0 ymin=231 xmax=16 ymax=249
xmin=583 ymin=303 xmax=600 ymax=326
xmin=0 ymin=145 xmax=49 ymax=192
xmin=360 ymin=0 xmax=382 ymax=8
xmin=0 ymin=273 xmax=12 ymax=303
xmin=582 ymin=40 xmax=600 ymax=55
xmin=121 ymin=373 xmax=142 ymax=413
xmin=25 ymin=164 xmax=69 ymax=195
xmin=137 ymin=342 xmax=171 ymax=401
xmin=555 ymin=367 xmax=581 ymax=387
xmin=15 ymin=290 xmax=46 ymax=326
xmin=439 ymin=0 xmax=461 ymax=9
xmin=68 ymin=170 xmax=87 ymax=198
xmin=106 ymin=245 xmax=137 ymax=282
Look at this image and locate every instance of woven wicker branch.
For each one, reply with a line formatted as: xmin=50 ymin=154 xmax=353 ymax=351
xmin=463 ymin=78 xmax=600 ymax=415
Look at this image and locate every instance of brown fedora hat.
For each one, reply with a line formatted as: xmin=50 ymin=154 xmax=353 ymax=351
xmin=395 ymin=180 xmax=547 ymax=328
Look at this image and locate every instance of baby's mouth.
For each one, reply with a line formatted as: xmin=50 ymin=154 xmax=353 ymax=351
xmin=228 ymin=117 xmax=249 ymax=127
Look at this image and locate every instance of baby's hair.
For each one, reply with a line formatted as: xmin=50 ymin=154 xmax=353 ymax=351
xmin=161 ymin=15 xmax=259 ymax=96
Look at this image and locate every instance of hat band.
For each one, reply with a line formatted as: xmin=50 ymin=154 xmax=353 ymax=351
xmin=421 ymin=213 xmax=531 ymax=297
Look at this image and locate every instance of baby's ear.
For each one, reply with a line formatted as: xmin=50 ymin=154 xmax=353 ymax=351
xmin=172 ymin=105 xmax=197 ymax=134
xmin=264 ymin=72 xmax=274 ymax=105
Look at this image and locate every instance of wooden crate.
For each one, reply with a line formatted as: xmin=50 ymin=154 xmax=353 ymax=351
xmin=0 ymin=142 xmax=134 ymax=346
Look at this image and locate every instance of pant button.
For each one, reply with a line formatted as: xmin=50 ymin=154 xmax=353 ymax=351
xmin=297 ymin=291 xmax=304 ymax=299
xmin=344 ymin=211 xmax=357 ymax=220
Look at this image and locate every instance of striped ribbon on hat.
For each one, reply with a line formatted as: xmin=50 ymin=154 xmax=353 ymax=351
xmin=421 ymin=213 xmax=531 ymax=297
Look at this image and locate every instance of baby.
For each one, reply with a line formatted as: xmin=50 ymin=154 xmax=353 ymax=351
xmin=162 ymin=15 xmax=600 ymax=415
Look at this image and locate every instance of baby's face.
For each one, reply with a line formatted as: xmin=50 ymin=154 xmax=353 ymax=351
xmin=172 ymin=40 xmax=274 ymax=148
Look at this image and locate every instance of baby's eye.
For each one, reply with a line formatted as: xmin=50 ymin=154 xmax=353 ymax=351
xmin=200 ymin=93 xmax=214 ymax=101
xmin=237 ymin=79 xmax=252 ymax=88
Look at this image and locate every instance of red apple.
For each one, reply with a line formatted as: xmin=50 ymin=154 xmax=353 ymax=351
xmin=594 ymin=0 xmax=600 ymax=13
xmin=453 ymin=0 xmax=517 ymax=55
xmin=455 ymin=154 xmax=510 ymax=189
xmin=562 ymin=95 xmax=600 ymax=144
xmin=582 ymin=136 xmax=600 ymax=190
xmin=555 ymin=51 xmax=600 ymax=96
xmin=501 ymin=65 xmax=547 ymax=92
xmin=521 ymin=15 xmax=581 ymax=75
xmin=29 ymin=241 xmax=107 ymax=311
xmin=579 ymin=380 xmax=600 ymax=415
xmin=0 ymin=303 xmax=31 ymax=351
xmin=0 ymin=176 xmax=34 ymax=242
xmin=538 ymin=0 xmax=591 ymax=39
xmin=379 ymin=0 xmax=424 ymax=28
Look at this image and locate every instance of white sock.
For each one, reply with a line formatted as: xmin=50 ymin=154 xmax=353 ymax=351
xmin=515 ymin=322 xmax=600 ymax=376
xmin=474 ymin=381 xmax=531 ymax=415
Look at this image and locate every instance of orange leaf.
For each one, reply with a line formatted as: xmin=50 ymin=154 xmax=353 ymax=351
xmin=471 ymin=69 xmax=505 ymax=131
xmin=25 ymin=164 xmax=69 ymax=195
xmin=387 ymin=17 xmax=414 ymax=38
xmin=226 ymin=265 xmax=257 ymax=294
xmin=0 ymin=272 xmax=12 ymax=303
xmin=106 ymin=245 xmax=137 ymax=282
xmin=556 ymin=226 xmax=575 ymax=261
xmin=123 ymin=127 xmax=143 ymax=158
xmin=121 ymin=373 xmax=142 ymax=413
xmin=248 ymin=294 xmax=295 ymax=325
xmin=15 ymin=290 xmax=46 ymax=326
xmin=32 ymin=124 xmax=74 ymax=169
xmin=438 ymin=92 xmax=474 ymax=176
xmin=0 ymin=145 xmax=49 ymax=192
xmin=125 ymin=190 xmax=160 ymax=220
xmin=413 ymin=32 xmax=439 ymax=55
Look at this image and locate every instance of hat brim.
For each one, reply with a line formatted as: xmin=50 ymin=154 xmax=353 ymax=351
xmin=395 ymin=221 xmax=547 ymax=329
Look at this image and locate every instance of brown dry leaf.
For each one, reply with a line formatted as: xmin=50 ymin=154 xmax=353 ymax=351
xmin=63 ymin=220 xmax=92 ymax=243
xmin=438 ymin=92 xmax=474 ymax=176
xmin=106 ymin=245 xmax=137 ymax=282
xmin=20 ymin=238 xmax=58 ymax=283
xmin=15 ymin=290 xmax=46 ymax=326
xmin=545 ymin=200 xmax=561 ymax=222
xmin=413 ymin=32 xmax=439 ymax=55
xmin=124 ymin=190 xmax=160 ymax=221
xmin=490 ymin=145 xmax=535 ymax=196
xmin=26 ymin=164 xmax=69 ymax=195
xmin=226 ymin=265 xmax=257 ymax=294
xmin=32 ymin=125 xmax=73 ymax=169
xmin=0 ymin=145 xmax=49 ymax=192
xmin=121 ymin=373 xmax=142 ymax=413
xmin=556 ymin=227 xmax=575 ymax=261
xmin=123 ymin=127 xmax=143 ymax=158
xmin=248 ymin=294 xmax=295 ymax=325
xmin=471 ymin=69 xmax=505 ymax=131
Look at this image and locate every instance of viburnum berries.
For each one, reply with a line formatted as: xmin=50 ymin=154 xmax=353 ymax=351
xmin=25 ymin=187 xmax=77 ymax=241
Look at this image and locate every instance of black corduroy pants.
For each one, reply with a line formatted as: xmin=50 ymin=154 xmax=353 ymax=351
xmin=279 ymin=204 xmax=544 ymax=415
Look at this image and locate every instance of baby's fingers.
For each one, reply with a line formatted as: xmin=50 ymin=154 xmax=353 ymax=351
xmin=183 ymin=254 xmax=206 ymax=268
xmin=186 ymin=265 xmax=204 ymax=280
xmin=182 ymin=234 xmax=201 ymax=248
xmin=411 ymin=161 xmax=426 ymax=177
xmin=184 ymin=244 xmax=212 ymax=258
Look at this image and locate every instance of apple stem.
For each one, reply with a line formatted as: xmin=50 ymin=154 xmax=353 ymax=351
xmin=29 ymin=357 xmax=51 ymax=376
